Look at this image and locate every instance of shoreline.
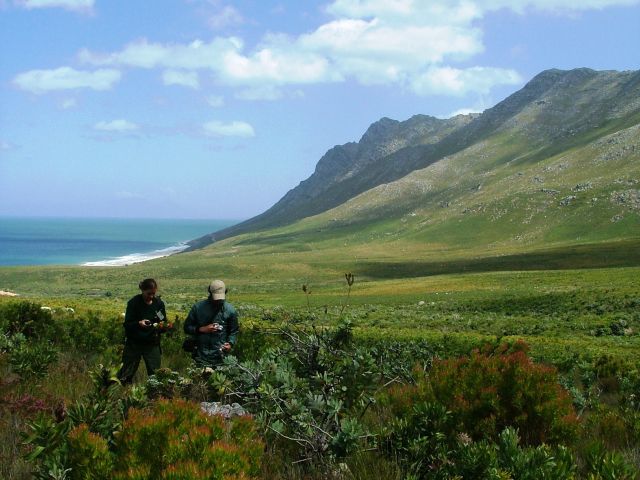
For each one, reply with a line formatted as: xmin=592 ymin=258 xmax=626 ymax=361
xmin=0 ymin=217 xmax=236 ymax=268
xmin=81 ymin=242 xmax=189 ymax=267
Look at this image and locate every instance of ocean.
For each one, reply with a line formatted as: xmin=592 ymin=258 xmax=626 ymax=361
xmin=0 ymin=217 xmax=238 ymax=267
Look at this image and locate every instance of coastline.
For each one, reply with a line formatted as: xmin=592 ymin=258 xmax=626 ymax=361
xmin=0 ymin=217 xmax=237 ymax=267
xmin=81 ymin=242 xmax=190 ymax=267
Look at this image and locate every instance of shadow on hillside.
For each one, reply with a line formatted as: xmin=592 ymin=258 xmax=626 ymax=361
xmin=356 ymin=240 xmax=640 ymax=279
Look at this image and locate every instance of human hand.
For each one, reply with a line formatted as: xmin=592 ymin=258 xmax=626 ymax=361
xmin=139 ymin=319 xmax=151 ymax=328
xmin=221 ymin=342 xmax=231 ymax=353
xmin=198 ymin=324 xmax=218 ymax=333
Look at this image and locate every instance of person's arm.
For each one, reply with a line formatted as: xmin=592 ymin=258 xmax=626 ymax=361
xmin=183 ymin=305 xmax=199 ymax=335
xmin=158 ymin=300 xmax=169 ymax=333
xmin=225 ymin=308 xmax=239 ymax=348
xmin=123 ymin=299 xmax=147 ymax=336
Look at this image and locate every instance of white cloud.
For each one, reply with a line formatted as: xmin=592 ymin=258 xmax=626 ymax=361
xmin=328 ymin=0 xmax=638 ymax=18
xmin=444 ymin=97 xmax=494 ymax=118
xmin=79 ymin=37 xmax=338 ymax=90
xmin=13 ymin=67 xmax=121 ymax=94
xmin=326 ymin=1 xmax=483 ymax=26
xmin=94 ymin=119 xmax=139 ymax=132
xmin=16 ymin=0 xmax=93 ymax=12
xmin=220 ymin=46 xmax=337 ymax=85
xmin=162 ymin=70 xmax=200 ymax=89
xmin=327 ymin=0 xmax=414 ymax=18
xmin=73 ymin=7 xmax=483 ymax=94
xmin=80 ymin=36 xmax=335 ymax=88
xmin=79 ymin=38 xmax=242 ymax=70
xmin=410 ymin=66 xmax=522 ymax=96
xmin=298 ymin=18 xmax=483 ymax=85
xmin=476 ymin=0 xmax=639 ymax=13
xmin=60 ymin=98 xmax=77 ymax=109
xmin=208 ymin=5 xmax=244 ymax=29
xmin=203 ymin=120 xmax=255 ymax=137
xmin=206 ymin=95 xmax=225 ymax=107
xmin=65 ymin=0 xmax=636 ymax=100
xmin=448 ymin=107 xmax=483 ymax=116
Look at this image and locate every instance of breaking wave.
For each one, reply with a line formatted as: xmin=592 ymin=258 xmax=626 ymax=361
xmin=82 ymin=242 xmax=189 ymax=267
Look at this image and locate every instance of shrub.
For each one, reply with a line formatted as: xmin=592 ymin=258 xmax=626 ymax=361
xmin=9 ymin=340 xmax=58 ymax=378
xmin=0 ymin=301 xmax=59 ymax=339
xmin=594 ymin=355 xmax=626 ymax=393
xmin=208 ymin=320 xmax=377 ymax=463
xmin=145 ymin=368 xmax=194 ymax=400
xmin=620 ymin=367 xmax=640 ymax=411
xmin=382 ymin=402 xmax=577 ymax=479
xmin=0 ymin=393 xmax=64 ymax=420
xmin=580 ymin=441 xmax=638 ymax=480
xmin=112 ymin=398 xmax=263 ymax=479
xmin=62 ymin=310 xmax=123 ymax=354
xmin=381 ymin=341 xmax=579 ymax=446
xmin=23 ymin=364 xmax=133 ymax=477
xmin=67 ymin=424 xmax=113 ymax=480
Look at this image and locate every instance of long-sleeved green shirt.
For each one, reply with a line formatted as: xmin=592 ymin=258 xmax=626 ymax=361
xmin=183 ymin=299 xmax=239 ymax=366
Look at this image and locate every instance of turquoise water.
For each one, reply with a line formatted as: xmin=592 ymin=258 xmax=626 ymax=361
xmin=0 ymin=217 xmax=237 ymax=266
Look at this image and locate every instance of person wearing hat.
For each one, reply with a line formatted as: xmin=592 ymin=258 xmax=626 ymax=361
xmin=117 ymin=278 xmax=172 ymax=384
xmin=183 ymin=279 xmax=239 ymax=368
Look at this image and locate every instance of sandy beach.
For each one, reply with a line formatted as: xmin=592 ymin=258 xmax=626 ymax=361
xmin=82 ymin=243 xmax=189 ymax=267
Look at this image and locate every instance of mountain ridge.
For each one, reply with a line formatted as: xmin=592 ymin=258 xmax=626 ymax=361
xmin=188 ymin=67 xmax=640 ymax=251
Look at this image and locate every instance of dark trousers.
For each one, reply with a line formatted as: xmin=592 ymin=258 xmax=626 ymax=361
xmin=117 ymin=340 xmax=161 ymax=384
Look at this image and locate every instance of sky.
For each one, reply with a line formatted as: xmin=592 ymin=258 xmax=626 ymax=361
xmin=0 ymin=0 xmax=638 ymax=220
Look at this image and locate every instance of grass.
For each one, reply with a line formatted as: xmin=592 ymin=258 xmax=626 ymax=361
xmin=1 ymin=252 xmax=638 ymax=364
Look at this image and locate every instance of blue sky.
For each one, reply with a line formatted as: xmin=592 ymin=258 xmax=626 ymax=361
xmin=0 ymin=0 xmax=638 ymax=220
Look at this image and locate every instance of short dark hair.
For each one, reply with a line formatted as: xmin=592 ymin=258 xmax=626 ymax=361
xmin=138 ymin=278 xmax=158 ymax=290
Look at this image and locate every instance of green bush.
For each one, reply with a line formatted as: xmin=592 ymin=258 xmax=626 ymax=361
xmin=208 ymin=320 xmax=377 ymax=463
xmin=62 ymin=310 xmax=123 ymax=354
xmin=8 ymin=337 xmax=58 ymax=378
xmin=23 ymin=365 xmax=133 ymax=477
xmin=581 ymin=441 xmax=638 ymax=480
xmin=381 ymin=402 xmax=577 ymax=479
xmin=145 ymin=368 xmax=194 ymax=400
xmin=594 ymin=355 xmax=627 ymax=393
xmin=0 ymin=301 xmax=59 ymax=339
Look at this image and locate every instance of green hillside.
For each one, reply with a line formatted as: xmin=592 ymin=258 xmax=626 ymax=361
xmin=184 ymin=83 xmax=639 ymax=282
xmin=192 ymin=68 xmax=640 ymax=248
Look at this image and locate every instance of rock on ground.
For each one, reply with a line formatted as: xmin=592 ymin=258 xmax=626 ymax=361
xmin=200 ymin=402 xmax=247 ymax=419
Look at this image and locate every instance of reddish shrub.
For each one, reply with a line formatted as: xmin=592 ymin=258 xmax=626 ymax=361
xmin=384 ymin=341 xmax=579 ymax=446
xmin=67 ymin=423 xmax=113 ymax=480
xmin=0 ymin=393 xmax=65 ymax=420
xmin=112 ymin=398 xmax=263 ymax=479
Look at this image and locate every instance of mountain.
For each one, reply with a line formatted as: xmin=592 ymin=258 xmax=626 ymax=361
xmin=188 ymin=113 xmax=476 ymax=248
xmin=189 ymin=68 xmax=640 ymax=252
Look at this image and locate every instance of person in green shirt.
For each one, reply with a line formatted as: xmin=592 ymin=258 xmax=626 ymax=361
xmin=183 ymin=279 xmax=239 ymax=368
xmin=117 ymin=278 xmax=172 ymax=384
